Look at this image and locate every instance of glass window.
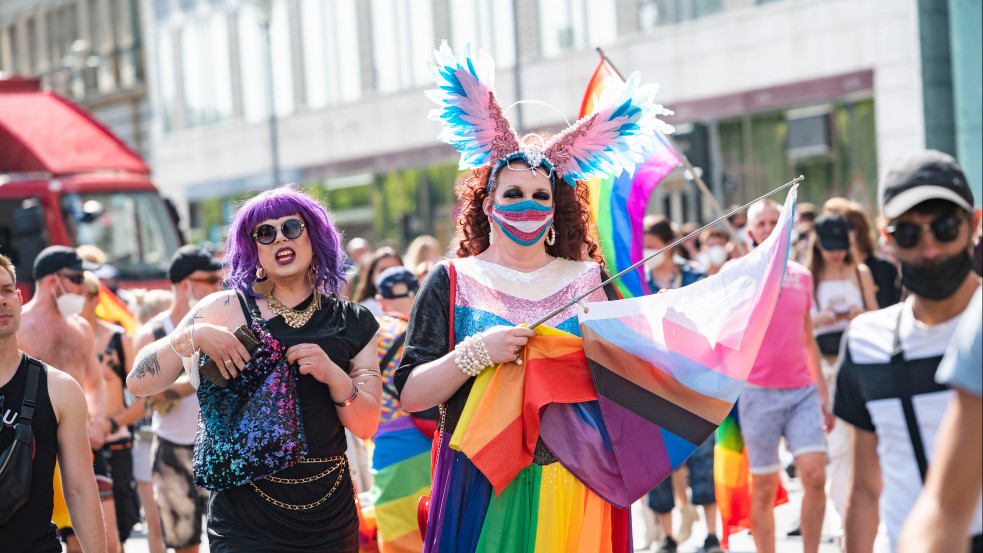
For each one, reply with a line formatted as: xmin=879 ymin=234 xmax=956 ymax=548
xmin=448 ymin=0 xmax=515 ymax=68
xmin=156 ymin=29 xmax=178 ymax=131
xmin=180 ymin=14 xmax=233 ymax=129
xmin=370 ymin=0 xmax=434 ymax=93
xmin=300 ymin=0 xmax=361 ymax=109
xmin=60 ymin=191 xmax=181 ymax=281
xmin=538 ymin=0 xmax=616 ymax=58
xmin=238 ymin=1 xmax=293 ymax=120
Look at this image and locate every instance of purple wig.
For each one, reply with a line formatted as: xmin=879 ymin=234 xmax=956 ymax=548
xmin=225 ymin=185 xmax=347 ymax=298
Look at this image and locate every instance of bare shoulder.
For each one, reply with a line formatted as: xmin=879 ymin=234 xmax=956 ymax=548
xmin=185 ymin=290 xmax=247 ymax=330
xmin=66 ymin=314 xmax=95 ymax=342
xmin=45 ymin=365 xmax=87 ymax=423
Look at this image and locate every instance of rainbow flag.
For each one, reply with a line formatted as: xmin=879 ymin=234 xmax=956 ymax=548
xmin=452 ymin=186 xmax=797 ymax=510
xmin=714 ymin=406 xmax=789 ymax=549
xmin=96 ymin=284 xmax=137 ymax=334
xmin=580 ymin=58 xmax=680 ymax=298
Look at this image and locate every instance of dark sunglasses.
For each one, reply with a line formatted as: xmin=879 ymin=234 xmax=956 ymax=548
xmin=885 ymin=213 xmax=968 ymax=249
xmin=252 ymin=218 xmax=306 ymax=245
xmin=59 ymin=271 xmax=85 ymax=285
xmin=186 ymin=276 xmax=223 ymax=286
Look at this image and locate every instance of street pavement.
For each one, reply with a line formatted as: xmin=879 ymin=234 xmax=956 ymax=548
xmin=98 ymin=475 xmax=839 ymax=553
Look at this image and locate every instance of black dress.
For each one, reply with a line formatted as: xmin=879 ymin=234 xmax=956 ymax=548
xmin=206 ymin=293 xmax=378 ymax=553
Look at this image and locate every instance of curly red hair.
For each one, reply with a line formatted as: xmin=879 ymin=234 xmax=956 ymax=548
xmin=454 ymin=164 xmax=604 ymax=265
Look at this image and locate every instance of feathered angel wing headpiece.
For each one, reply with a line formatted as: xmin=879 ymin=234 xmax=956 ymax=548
xmin=427 ymin=41 xmax=674 ymax=186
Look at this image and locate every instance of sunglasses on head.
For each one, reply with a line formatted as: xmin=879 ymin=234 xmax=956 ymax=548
xmin=252 ymin=218 xmax=306 ymax=245
xmin=58 ymin=271 xmax=84 ymax=285
xmin=885 ymin=213 xmax=968 ymax=249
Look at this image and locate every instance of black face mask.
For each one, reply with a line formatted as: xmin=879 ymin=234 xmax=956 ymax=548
xmin=900 ymin=250 xmax=974 ymax=300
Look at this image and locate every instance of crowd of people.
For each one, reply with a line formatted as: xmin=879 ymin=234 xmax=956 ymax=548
xmin=0 ymin=44 xmax=980 ymax=553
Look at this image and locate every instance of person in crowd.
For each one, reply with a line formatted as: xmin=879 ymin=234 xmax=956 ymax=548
xmin=834 ymin=150 xmax=981 ymax=553
xmin=404 ymin=235 xmax=441 ymax=270
xmin=0 ymin=253 xmax=109 ymax=553
xmin=641 ymin=216 xmax=719 ymax=553
xmin=345 ymin=237 xmax=374 ymax=299
xmin=900 ymin=286 xmax=982 ymax=553
xmin=739 ymin=199 xmax=831 ymax=553
xmin=824 ymin=198 xmax=902 ymax=307
xmin=125 ymin=288 xmax=173 ymax=553
xmin=643 ymin=215 xmax=704 ymax=292
xmin=368 ymin=266 xmax=432 ymax=553
xmin=18 ymin=246 xmax=114 ymax=553
xmin=130 ymin=246 xmax=223 ymax=553
xmin=793 ymin=202 xmax=817 ymax=264
xmin=128 ymin=186 xmax=382 ymax=552
xmin=727 ymin=204 xmax=752 ymax=252
xmin=679 ymin=221 xmax=701 ymax=262
xmin=807 ymin=211 xmax=878 ymax=534
xmin=80 ymin=272 xmax=140 ymax=547
xmin=353 ymin=247 xmax=403 ymax=317
xmin=698 ymin=228 xmax=731 ymax=276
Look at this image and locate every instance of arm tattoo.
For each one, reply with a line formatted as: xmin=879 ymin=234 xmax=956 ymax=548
xmin=131 ymin=352 xmax=161 ymax=380
xmin=224 ymin=296 xmax=231 ymax=305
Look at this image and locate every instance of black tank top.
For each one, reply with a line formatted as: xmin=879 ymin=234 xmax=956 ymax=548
xmin=0 ymin=354 xmax=60 ymax=552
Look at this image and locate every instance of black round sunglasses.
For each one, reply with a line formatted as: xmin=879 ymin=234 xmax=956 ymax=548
xmin=252 ymin=218 xmax=306 ymax=245
xmin=885 ymin=213 xmax=967 ymax=249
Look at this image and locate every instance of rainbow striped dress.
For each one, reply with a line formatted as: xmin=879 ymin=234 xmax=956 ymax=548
xmin=368 ymin=312 xmax=433 ymax=553
xmin=399 ymin=257 xmax=630 ymax=553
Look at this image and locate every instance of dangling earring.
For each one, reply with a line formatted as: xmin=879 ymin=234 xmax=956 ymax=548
xmin=252 ymin=266 xmax=274 ymax=296
xmin=488 ymin=219 xmax=495 ymax=246
xmin=546 ymin=224 xmax=556 ymax=246
xmin=308 ymin=259 xmax=322 ymax=310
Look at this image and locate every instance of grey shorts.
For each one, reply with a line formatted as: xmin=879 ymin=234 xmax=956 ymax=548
xmin=738 ymin=383 xmax=826 ymax=475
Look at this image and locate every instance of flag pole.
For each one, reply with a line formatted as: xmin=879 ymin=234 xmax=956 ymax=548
xmin=596 ymin=47 xmax=748 ymax=255
xmin=526 ymin=176 xmax=803 ymax=330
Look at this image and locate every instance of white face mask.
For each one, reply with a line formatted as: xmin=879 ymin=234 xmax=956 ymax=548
xmin=52 ymin=281 xmax=85 ymax=318
xmin=643 ymin=248 xmax=666 ymax=272
xmin=707 ymin=245 xmax=728 ymax=266
xmin=187 ymin=290 xmax=198 ymax=310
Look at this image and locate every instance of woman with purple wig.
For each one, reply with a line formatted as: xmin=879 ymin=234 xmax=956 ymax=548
xmin=127 ymin=185 xmax=381 ymax=552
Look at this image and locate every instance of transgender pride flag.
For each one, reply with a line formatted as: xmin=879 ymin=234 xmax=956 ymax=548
xmin=544 ymin=184 xmax=798 ymax=508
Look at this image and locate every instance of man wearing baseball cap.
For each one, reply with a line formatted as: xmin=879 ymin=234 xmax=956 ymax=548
xmin=19 ymin=246 xmax=117 ymax=551
xmin=131 ymin=245 xmax=223 ymax=553
xmin=834 ymin=150 xmax=981 ymax=553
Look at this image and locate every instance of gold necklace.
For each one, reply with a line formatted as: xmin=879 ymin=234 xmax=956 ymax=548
xmin=265 ymin=290 xmax=321 ymax=328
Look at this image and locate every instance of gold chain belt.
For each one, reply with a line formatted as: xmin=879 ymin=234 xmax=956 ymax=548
xmin=249 ymin=456 xmax=348 ymax=511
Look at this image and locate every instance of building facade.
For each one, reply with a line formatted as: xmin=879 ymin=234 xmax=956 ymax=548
xmin=0 ymin=0 xmax=150 ymax=158
xmin=134 ymin=0 xmax=979 ymax=245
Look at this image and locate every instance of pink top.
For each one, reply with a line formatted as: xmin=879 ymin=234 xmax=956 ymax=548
xmin=747 ymin=260 xmax=816 ymax=388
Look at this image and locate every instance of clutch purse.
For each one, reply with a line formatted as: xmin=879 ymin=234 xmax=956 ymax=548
xmin=198 ymin=325 xmax=261 ymax=388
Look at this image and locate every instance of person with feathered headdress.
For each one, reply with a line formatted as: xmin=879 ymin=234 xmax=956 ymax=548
xmin=394 ymin=42 xmax=672 ymax=552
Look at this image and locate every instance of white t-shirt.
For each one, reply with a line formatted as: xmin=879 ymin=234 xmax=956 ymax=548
xmin=146 ymin=311 xmax=200 ymax=446
xmin=834 ymin=297 xmax=983 ymax=550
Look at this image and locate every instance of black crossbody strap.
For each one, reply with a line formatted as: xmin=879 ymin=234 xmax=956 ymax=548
xmin=890 ymin=310 xmax=930 ymax=481
xmin=18 ymin=359 xmax=43 ymax=427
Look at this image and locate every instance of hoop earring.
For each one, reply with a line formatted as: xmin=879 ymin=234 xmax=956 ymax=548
xmin=545 ymin=224 xmax=556 ymax=246
xmin=252 ymin=266 xmax=274 ymax=296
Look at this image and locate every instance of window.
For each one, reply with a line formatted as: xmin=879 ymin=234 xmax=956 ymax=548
xmin=181 ymin=14 xmax=234 ymax=128
xmin=238 ymin=1 xmax=293 ymax=121
xmin=60 ymin=191 xmax=181 ymax=281
xmin=448 ymin=0 xmax=515 ymax=68
xmin=300 ymin=0 xmax=361 ymax=109
xmin=156 ymin=29 xmax=178 ymax=131
xmin=370 ymin=0 xmax=434 ymax=93
xmin=0 ymin=198 xmax=50 ymax=282
xmin=538 ymin=0 xmax=616 ymax=59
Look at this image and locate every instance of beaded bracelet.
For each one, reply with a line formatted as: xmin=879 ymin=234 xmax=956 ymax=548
xmin=455 ymin=333 xmax=494 ymax=377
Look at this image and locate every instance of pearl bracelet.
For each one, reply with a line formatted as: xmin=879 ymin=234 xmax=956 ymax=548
xmin=455 ymin=333 xmax=494 ymax=377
